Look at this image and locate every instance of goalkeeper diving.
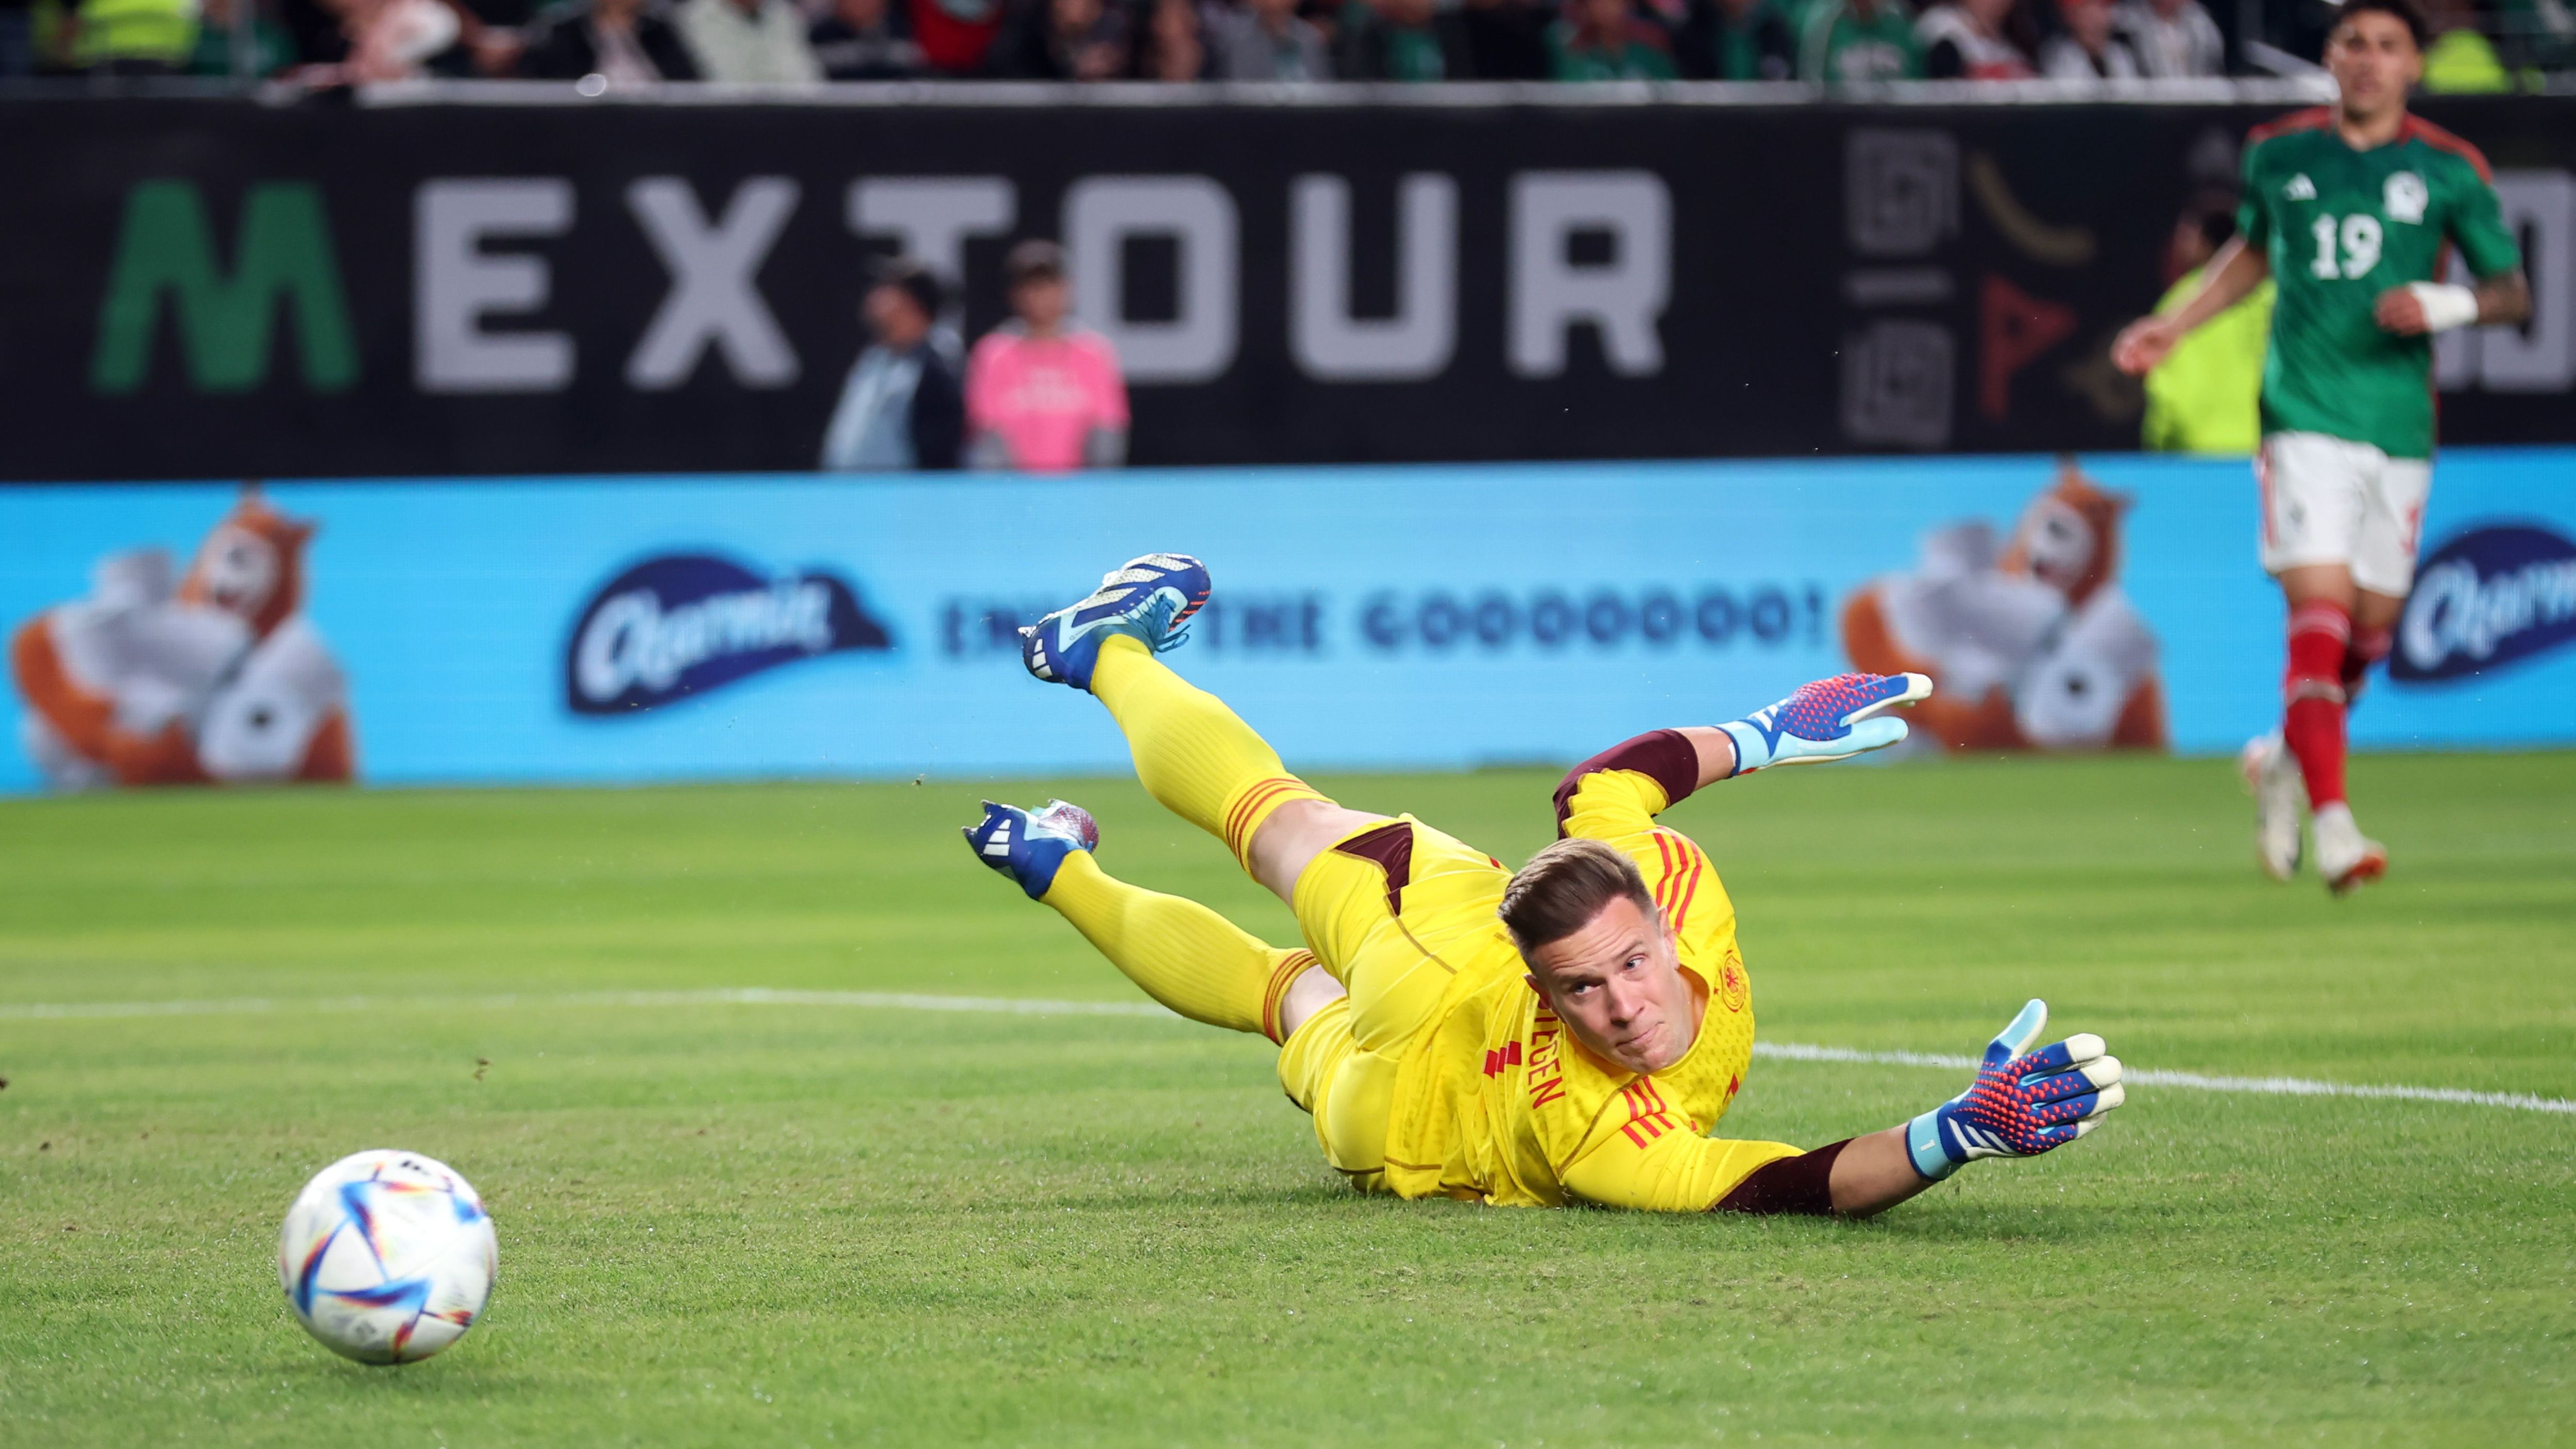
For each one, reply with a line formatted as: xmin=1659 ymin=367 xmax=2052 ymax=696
xmin=964 ymin=554 xmax=2125 ymax=1216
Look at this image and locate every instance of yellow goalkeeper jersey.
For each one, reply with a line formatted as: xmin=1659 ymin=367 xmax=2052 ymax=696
xmin=1378 ymin=737 xmax=1800 ymax=1211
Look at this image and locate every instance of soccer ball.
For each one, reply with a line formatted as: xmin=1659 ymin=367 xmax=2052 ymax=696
xmin=277 ymin=1149 xmax=498 ymax=1365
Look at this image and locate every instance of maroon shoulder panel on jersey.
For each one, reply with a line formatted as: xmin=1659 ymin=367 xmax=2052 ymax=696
xmin=2399 ymin=114 xmax=2496 ymax=183
xmin=1552 ymin=729 xmax=1702 ymax=836
xmin=2245 ymin=106 xmax=2336 ymax=146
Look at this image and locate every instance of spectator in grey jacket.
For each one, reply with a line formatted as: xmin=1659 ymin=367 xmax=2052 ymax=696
xmin=1207 ymin=0 xmax=1331 ymax=78
xmin=675 ymin=0 xmax=820 ymax=80
xmin=821 ymin=260 xmax=964 ymax=473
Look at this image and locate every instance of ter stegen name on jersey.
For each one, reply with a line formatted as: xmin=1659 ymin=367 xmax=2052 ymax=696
xmin=2238 ymin=111 xmax=2523 ymax=460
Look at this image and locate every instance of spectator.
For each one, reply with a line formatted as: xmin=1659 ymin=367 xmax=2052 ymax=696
xmin=188 ymin=0 xmax=298 ymax=75
xmin=1796 ymin=0 xmax=1921 ymax=79
xmin=906 ymin=0 xmax=1004 ymax=72
xmin=1675 ymin=0 xmax=1795 ymax=78
xmin=2419 ymin=0 xmax=2511 ymax=89
xmin=1549 ymin=0 xmax=1677 ymax=76
xmin=1206 ymin=0 xmax=1331 ymax=79
xmin=987 ymin=0 xmax=1127 ymax=77
xmin=822 ymin=259 xmax=965 ymax=473
xmin=1132 ymin=0 xmax=1211 ymax=77
xmin=1458 ymin=0 xmax=1550 ymax=76
xmin=2111 ymin=0 xmax=2220 ymax=75
xmin=453 ymin=0 xmax=538 ymax=74
xmin=1916 ymin=0 xmax=2033 ymax=76
xmin=279 ymin=0 xmax=349 ymax=72
xmin=71 ymin=0 xmax=203 ymax=74
xmin=675 ymin=0 xmax=820 ymax=80
xmin=2494 ymin=0 xmax=2576 ymax=73
xmin=2038 ymin=0 xmax=2140 ymax=74
xmin=1336 ymin=0 xmax=1470 ymax=77
xmin=808 ymin=0 xmax=924 ymax=75
xmin=287 ymin=0 xmax=465 ymax=82
xmin=965 ymin=241 xmax=1129 ymax=473
xmin=2140 ymin=198 xmax=2270 ymax=454
xmin=522 ymin=0 xmax=702 ymax=79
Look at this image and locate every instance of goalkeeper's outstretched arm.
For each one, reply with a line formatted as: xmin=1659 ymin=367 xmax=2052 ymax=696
xmin=1548 ymin=997 xmax=2124 ymax=1218
xmin=1554 ymin=672 xmax=1934 ymax=841
xmin=1710 ymin=999 xmax=2125 ymax=1219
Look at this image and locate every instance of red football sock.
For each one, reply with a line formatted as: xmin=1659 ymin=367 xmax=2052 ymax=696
xmin=2283 ymin=602 xmax=2352 ymax=809
xmin=2342 ymin=625 xmax=2393 ymax=707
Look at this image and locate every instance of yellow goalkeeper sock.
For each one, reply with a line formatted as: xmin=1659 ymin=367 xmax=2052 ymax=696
xmin=1041 ymin=851 xmax=1316 ymax=1042
xmin=1089 ymin=635 xmax=1329 ymax=868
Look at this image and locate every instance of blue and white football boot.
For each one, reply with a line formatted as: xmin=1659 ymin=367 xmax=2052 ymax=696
xmin=962 ymin=798 xmax=1100 ymax=900
xmin=1019 ymin=553 xmax=1212 ymax=692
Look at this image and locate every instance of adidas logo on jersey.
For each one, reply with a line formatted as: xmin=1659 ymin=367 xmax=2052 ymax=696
xmin=2284 ymin=174 xmax=2317 ymax=200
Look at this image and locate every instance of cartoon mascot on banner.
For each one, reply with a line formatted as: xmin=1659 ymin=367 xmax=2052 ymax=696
xmin=1842 ymin=461 xmax=2166 ymax=753
xmin=10 ymin=489 xmax=355 ymax=788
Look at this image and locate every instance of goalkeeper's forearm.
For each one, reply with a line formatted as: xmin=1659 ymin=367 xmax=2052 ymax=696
xmin=1708 ymin=1127 xmax=1934 ymax=1219
xmin=1552 ymin=725 xmax=1743 ymax=801
xmin=1571 ymin=673 xmax=1928 ymax=802
xmin=1828 ymin=1126 xmax=1937 ymax=1217
xmin=1673 ymin=726 xmax=1742 ymax=792
xmin=1595 ymin=717 xmax=1888 ymax=795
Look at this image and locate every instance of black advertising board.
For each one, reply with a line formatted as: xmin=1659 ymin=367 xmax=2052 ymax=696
xmin=2 ymin=92 xmax=2568 ymax=480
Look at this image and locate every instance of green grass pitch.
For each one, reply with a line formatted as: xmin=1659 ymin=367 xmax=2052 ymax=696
xmin=3 ymin=752 xmax=2571 ymax=1446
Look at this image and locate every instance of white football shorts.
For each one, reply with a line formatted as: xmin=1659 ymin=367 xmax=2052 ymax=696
xmin=2256 ymin=431 xmax=2433 ymax=596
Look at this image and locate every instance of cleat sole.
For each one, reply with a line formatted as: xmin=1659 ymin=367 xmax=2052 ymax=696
xmin=2327 ymin=849 xmax=2387 ymax=897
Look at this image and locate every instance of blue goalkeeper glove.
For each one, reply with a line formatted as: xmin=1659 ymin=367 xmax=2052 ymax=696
xmin=1719 ymin=671 xmax=1933 ymax=776
xmin=1906 ymin=1000 xmax=2125 ymax=1182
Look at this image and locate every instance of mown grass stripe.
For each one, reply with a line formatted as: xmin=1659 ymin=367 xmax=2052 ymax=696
xmin=8 ymin=988 xmax=2571 ymax=1115
xmin=0 ymin=988 xmax=1174 ymax=1021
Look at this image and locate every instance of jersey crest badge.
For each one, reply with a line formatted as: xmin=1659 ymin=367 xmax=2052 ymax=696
xmin=2384 ymin=171 xmax=2429 ymax=224
xmin=1716 ymin=951 xmax=1750 ymax=1013
xmin=2283 ymin=174 xmax=2316 ymax=200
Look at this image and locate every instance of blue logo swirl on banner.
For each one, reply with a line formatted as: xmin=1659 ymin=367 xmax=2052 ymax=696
xmin=2392 ymin=525 xmax=2576 ymax=685
xmin=564 ymin=554 xmax=894 ymax=715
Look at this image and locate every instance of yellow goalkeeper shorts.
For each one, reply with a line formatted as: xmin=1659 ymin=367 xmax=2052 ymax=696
xmin=1275 ymin=814 xmax=1516 ymax=1186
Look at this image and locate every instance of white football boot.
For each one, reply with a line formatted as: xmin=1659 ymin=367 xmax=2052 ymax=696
xmin=2310 ymin=803 xmax=2387 ymax=896
xmin=2240 ymin=733 xmax=2305 ymax=883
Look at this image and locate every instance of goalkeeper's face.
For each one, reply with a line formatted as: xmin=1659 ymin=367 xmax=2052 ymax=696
xmin=1522 ymin=896 xmax=1699 ymax=1075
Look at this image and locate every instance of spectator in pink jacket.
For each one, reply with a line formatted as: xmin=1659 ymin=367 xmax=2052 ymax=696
xmin=964 ymin=240 xmax=1130 ymax=472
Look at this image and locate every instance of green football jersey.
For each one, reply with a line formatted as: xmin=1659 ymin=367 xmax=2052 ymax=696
xmin=2236 ymin=110 xmax=2522 ymax=458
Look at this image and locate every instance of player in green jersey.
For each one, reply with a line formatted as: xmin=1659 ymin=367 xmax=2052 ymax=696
xmin=2112 ymin=0 xmax=2528 ymax=896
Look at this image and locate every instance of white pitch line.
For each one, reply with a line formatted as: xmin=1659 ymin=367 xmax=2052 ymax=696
xmin=5 ymin=990 xmax=2571 ymax=1116
xmin=1745 ymin=1041 xmax=2576 ymax=1116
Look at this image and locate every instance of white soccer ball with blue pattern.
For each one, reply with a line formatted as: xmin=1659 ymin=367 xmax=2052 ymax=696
xmin=278 ymin=1149 xmax=497 ymax=1364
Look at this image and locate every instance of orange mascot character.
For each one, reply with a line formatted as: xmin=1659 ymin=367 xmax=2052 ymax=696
xmin=1842 ymin=461 xmax=2166 ymax=753
xmin=11 ymin=489 xmax=356 ymax=788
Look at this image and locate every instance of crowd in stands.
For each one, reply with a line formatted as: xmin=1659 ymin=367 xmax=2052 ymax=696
xmin=6 ymin=0 xmax=2567 ymax=86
